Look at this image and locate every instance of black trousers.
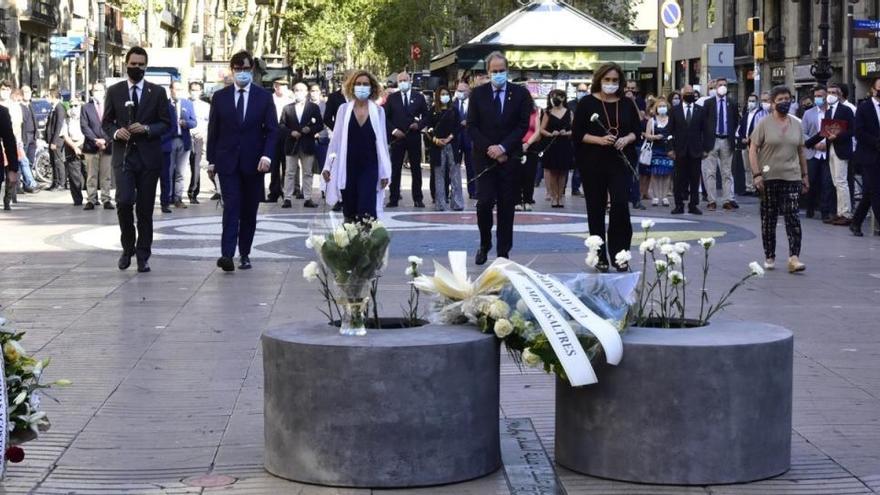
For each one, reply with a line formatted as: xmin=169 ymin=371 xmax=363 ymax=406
xmin=674 ymin=154 xmax=702 ymax=208
xmin=114 ymin=154 xmax=160 ymax=262
xmin=582 ymin=163 xmax=632 ymax=265
xmin=476 ymin=160 xmax=516 ymax=256
xmin=389 ymin=133 xmax=424 ymax=203
xmin=65 ymin=157 xmax=84 ymax=205
xmin=806 ymin=157 xmax=834 ymax=217
xmin=50 ymin=146 xmax=66 ymax=187
xmin=268 ymin=136 xmax=286 ymax=200
xmin=519 ymin=153 xmax=538 ymax=204
xmin=853 ymin=163 xmax=880 ymax=229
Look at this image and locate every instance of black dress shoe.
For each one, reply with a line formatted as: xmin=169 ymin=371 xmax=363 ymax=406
xmin=118 ymin=252 xmax=133 ymax=270
xmin=295 ymin=193 xmax=305 ymax=200
xmin=190 ymin=197 xmax=200 ymax=205
xmin=475 ymin=248 xmax=489 ymax=266
xmin=595 ymin=260 xmax=610 ymax=273
xmin=385 ymin=201 xmax=399 ymax=208
xmin=671 ymin=206 xmax=685 ymax=215
xmin=83 ymin=202 xmax=95 ymax=210
xmin=137 ymin=260 xmax=151 ymax=273
xmin=103 ymin=201 xmax=115 ymax=210
xmin=850 ymin=224 xmax=864 ymax=237
xmin=73 ymin=201 xmax=82 ymax=206
xmin=239 ymin=256 xmax=252 ymax=270
xmin=217 ymin=256 xmax=235 ymax=272
xmin=806 ymin=209 xmax=815 ymax=219
xmin=332 ymin=202 xmax=343 ymax=212
xmin=281 ymin=199 xmax=292 ymax=208
xmin=161 ymin=204 xmax=172 ymax=213
xmin=689 ymin=206 xmax=703 ymax=215
xmin=211 ymin=193 xmax=221 ymax=200
xmin=303 ymin=199 xmax=318 ymax=208
xmin=414 ymin=201 xmax=425 ymax=208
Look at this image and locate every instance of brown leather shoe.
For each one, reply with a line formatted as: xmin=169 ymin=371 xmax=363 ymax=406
xmin=831 ymin=216 xmax=852 ymax=226
xmin=174 ymin=200 xmax=188 ymax=209
xmin=707 ymin=202 xmax=717 ymax=211
xmin=722 ymin=202 xmax=733 ymax=210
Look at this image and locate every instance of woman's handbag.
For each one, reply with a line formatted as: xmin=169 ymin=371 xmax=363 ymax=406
xmin=639 ymin=140 xmax=653 ymax=166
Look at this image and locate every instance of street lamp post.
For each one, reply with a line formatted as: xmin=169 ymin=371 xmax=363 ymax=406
xmin=811 ymin=0 xmax=833 ymax=86
xmin=97 ymin=0 xmax=107 ymax=82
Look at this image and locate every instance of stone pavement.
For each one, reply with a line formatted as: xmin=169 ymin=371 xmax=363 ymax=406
xmin=0 ymin=183 xmax=878 ymax=494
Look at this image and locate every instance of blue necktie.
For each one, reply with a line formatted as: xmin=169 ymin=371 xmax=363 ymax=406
xmin=717 ymin=98 xmax=726 ymax=136
xmin=494 ymin=89 xmax=502 ymax=116
xmin=237 ymin=89 xmax=245 ymax=124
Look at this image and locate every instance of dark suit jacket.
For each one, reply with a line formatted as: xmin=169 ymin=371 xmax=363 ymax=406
xmin=102 ymin=80 xmax=171 ymax=170
xmin=161 ymin=98 xmax=197 ymax=152
xmin=454 ymin=97 xmax=471 ymax=153
xmin=206 ymin=84 xmax=278 ymax=175
xmin=466 ymin=83 xmax=532 ymax=169
xmin=0 ymin=105 xmax=18 ymax=174
xmin=21 ymin=103 xmax=37 ymax=149
xmin=80 ymin=100 xmax=111 ymax=154
xmin=811 ymin=103 xmax=855 ymax=160
xmin=384 ymin=90 xmax=428 ymax=138
xmin=854 ymin=99 xmax=880 ymax=168
xmin=323 ymin=90 xmax=346 ymax=130
xmin=278 ymin=101 xmax=324 ymax=156
xmin=45 ymin=103 xmax=66 ymax=147
xmin=668 ymin=102 xmax=709 ymax=158
xmin=702 ymin=96 xmax=739 ymax=147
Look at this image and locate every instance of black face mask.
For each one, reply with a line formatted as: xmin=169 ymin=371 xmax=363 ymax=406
xmin=127 ymin=66 xmax=145 ymax=82
xmin=683 ymin=94 xmax=696 ymax=104
xmin=551 ymin=98 xmax=563 ymax=107
xmin=775 ymin=101 xmax=791 ymax=114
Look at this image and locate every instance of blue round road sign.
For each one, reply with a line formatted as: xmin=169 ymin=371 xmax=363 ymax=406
xmin=661 ymin=0 xmax=682 ymax=29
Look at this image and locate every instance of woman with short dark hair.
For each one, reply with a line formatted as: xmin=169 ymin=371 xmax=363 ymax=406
xmin=748 ymin=85 xmax=809 ymax=273
xmin=540 ymin=88 xmax=573 ymax=207
xmin=427 ymin=86 xmax=463 ymax=211
xmin=572 ymin=62 xmax=641 ymax=272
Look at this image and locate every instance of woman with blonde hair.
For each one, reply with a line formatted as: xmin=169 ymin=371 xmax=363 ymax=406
xmin=321 ymin=70 xmax=392 ymax=220
xmin=644 ymin=97 xmax=674 ymax=206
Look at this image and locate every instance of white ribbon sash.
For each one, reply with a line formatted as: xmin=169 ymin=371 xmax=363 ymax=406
xmin=1 ymin=353 xmax=7 ymax=478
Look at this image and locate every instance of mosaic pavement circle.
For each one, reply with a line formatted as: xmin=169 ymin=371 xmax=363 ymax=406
xmin=70 ymin=211 xmax=755 ymax=260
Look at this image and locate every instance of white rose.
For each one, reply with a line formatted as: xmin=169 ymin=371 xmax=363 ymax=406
xmin=522 ymin=348 xmax=542 ymax=368
xmin=641 ymin=219 xmax=656 ymax=230
xmin=333 ymin=227 xmax=350 ymax=248
xmin=674 ymin=242 xmax=690 ymax=254
xmin=762 ymin=165 xmax=770 ymax=173
xmin=699 ymin=237 xmax=716 ymax=249
xmin=657 ymin=237 xmax=672 ymax=246
xmin=749 ymin=261 xmax=765 ymax=278
xmin=302 ymin=261 xmax=320 ymax=282
xmin=614 ymin=249 xmax=632 ymax=267
xmin=405 ymin=266 xmax=415 ymax=277
xmin=487 ymin=299 xmax=510 ymax=320
xmin=639 ymin=238 xmax=657 ymax=255
xmin=493 ymin=318 xmax=514 ymax=338
xmin=407 ymin=256 xmax=423 ymax=266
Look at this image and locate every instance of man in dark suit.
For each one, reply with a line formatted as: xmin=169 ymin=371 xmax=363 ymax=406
xmin=20 ymin=86 xmax=38 ymax=169
xmin=667 ymin=84 xmax=708 ymax=215
xmin=45 ymin=88 xmax=67 ymax=191
xmin=279 ymin=82 xmax=323 ymax=208
xmin=700 ymin=77 xmax=740 ymax=210
xmin=467 ymin=52 xmax=532 ymax=265
xmin=102 ymin=46 xmax=171 ymax=273
xmin=1 ymin=104 xmax=19 ymax=211
xmin=821 ymin=83 xmax=855 ymax=225
xmin=323 ymin=73 xmax=349 ymax=212
xmin=385 ymin=71 xmax=429 ymax=208
xmin=207 ymin=50 xmax=278 ymax=272
xmin=850 ymin=76 xmax=880 ymax=237
xmin=160 ymin=80 xmax=197 ymax=211
xmin=80 ymin=82 xmax=114 ymax=210
xmin=267 ymin=78 xmax=291 ymax=202
xmin=453 ymin=80 xmax=476 ymax=199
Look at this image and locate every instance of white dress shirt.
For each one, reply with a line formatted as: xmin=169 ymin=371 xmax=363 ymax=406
xmin=235 ymin=83 xmax=252 ymax=119
xmin=294 ymin=101 xmax=304 ymax=122
xmin=815 ymin=108 xmax=827 ymax=160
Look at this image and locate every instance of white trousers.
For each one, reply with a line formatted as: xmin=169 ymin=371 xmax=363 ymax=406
xmin=702 ymin=138 xmax=734 ymax=203
xmin=284 ymin=152 xmax=315 ymax=201
xmin=829 ymin=147 xmax=852 ymax=218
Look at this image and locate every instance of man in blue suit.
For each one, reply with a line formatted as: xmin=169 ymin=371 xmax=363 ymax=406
xmin=207 ymin=50 xmax=278 ymax=272
xmin=161 ymin=81 xmax=197 ymax=211
xmin=453 ymin=80 xmax=475 ymax=199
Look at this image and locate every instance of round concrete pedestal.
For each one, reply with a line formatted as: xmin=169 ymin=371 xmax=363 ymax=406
xmin=556 ymin=321 xmax=793 ymax=485
xmin=262 ymin=323 xmax=501 ymax=488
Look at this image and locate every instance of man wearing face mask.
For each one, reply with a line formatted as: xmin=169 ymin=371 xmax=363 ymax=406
xmin=384 ymin=71 xmax=429 ymax=208
xmin=0 ymin=102 xmax=19 ymax=211
xmin=697 ymin=79 xmax=717 ymax=107
xmin=44 ymin=88 xmax=67 ymax=191
xmin=207 ymin=50 xmax=278 ymax=272
xmin=279 ymin=82 xmax=323 ymax=208
xmin=268 ymin=79 xmax=292 ymax=203
xmin=102 ymin=46 xmax=171 ymax=273
xmin=701 ymin=77 xmax=740 ymax=211
xmin=80 ymin=82 xmax=113 ymax=210
xmin=453 ymin=80 xmax=476 ymax=199
xmin=802 ymin=85 xmax=834 ymax=221
xmin=467 ymin=52 xmax=532 ymax=265
xmin=850 ymin=76 xmax=880 ymax=237
xmin=161 ymin=81 xmax=197 ymax=211
xmin=187 ymin=81 xmax=211 ymax=204
xmin=736 ymin=93 xmax=761 ymax=196
xmin=807 ymin=83 xmax=854 ymax=226
xmin=667 ymin=84 xmax=709 ymax=214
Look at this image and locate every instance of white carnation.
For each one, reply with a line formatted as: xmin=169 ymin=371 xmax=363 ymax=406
xmin=668 ymin=270 xmax=685 ymax=285
xmin=674 ymin=242 xmax=690 ymax=254
xmin=654 ymin=260 xmax=668 ymax=272
xmin=407 ymin=256 xmax=423 ymax=266
xmin=302 ymin=261 xmax=320 ymax=282
xmin=762 ymin=165 xmax=770 ymax=173
xmin=584 ymin=235 xmax=604 ymax=250
xmin=614 ymin=250 xmax=632 ymax=267
xmin=405 ymin=266 xmax=415 ymax=277
xmin=585 ymin=254 xmax=599 ymax=268
xmin=486 ymin=299 xmax=510 ymax=320
xmin=522 ymin=348 xmax=542 ymax=368
xmin=332 ymin=227 xmax=350 ymax=248
xmin=493 ymin=318 xmax=514 ymax=338
xmin=749 ymin=261 xmax=765 ymax=277
xmin=639 ymin=238 xmax=657 ymax=255
xmin=641 ymin=219 xmax=656 ymax=230
xmin=657 ymin=237 xmax=672 ymax=246
xmin=699 ymin=237 xmax=716 ymax=249
xmin=667 ymin=252 xmax=682 ymax=266
xmin=660 ymin=244 xmax=675 ymax=256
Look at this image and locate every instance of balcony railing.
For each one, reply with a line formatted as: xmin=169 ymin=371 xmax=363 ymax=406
xmin=24 ymin=0 xmax=58 ymax=28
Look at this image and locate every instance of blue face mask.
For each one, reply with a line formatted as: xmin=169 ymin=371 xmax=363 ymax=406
xmin=491 ymin=71 xmax=508 ymax=88
xmin=576 ymin=91 xmax=587 ymax=101
xmin=398 ymin=81 xmax=411 ymax=92
xmin=440 ymin=94 xmax=451 ymax=104
xmin=814 ymin=96 xmax=825 ymax=107
xmin=234 ymin=71 xmax=252 ymax=87
xmin=354 ymin=85 xmax=371 ymax=101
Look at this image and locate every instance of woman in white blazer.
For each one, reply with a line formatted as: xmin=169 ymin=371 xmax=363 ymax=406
xmin=321 ymin=70 xmax=392 ymax=220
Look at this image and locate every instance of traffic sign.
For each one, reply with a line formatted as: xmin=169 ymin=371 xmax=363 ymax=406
xmin=660 ymin=0 xmax=682 ymax=30
xmin=50 ymin=35 xmax=84 ymax=59
xmin=853 ymin=19 xmax=880 ymax=39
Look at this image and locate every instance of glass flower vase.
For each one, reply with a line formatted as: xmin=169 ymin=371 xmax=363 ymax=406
xmin=335 ymin=281 xmax=373 ymax=336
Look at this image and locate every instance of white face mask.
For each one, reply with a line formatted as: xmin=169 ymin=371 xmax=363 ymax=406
xmin=602 ymin=84 xmax=619 ymax=95
xmin=294 ymin=91 xmax=307 ymax=103
xmin=716 ymin=85 xmax=728 ymax=96
xmin=761 ymin=102 xmax=772 ymax=112
xmin=0 ymin=90 xmax=10 ymax=101
xmin=747 ymin=101 xmax=757 ymax=111
xmin=827 ymin=94 xmax=839 ymax=105
xmin=455 ymin=91 xmax=466 ymax=100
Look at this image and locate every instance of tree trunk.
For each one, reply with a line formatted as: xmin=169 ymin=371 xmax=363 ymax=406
xmin=270 ymin=0 xmax=288 ymax=54
xmin=179 ymin=0 xmax=197 ymax=48
xmin=255 ymin=6 xmax=268 ymax=56
xmin=231 ymin=0 xmax=257 ymax=53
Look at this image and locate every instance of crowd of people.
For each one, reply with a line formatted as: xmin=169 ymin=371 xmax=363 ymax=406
xmin=1 ymin=47 xmax=878 ymax=276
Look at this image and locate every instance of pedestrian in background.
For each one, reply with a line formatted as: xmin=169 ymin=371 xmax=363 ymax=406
xmin=701 ymin=77 xmax=739 ymax=211
xmin=802 ymin=85 xmax=834 ymax=221
xmin=187 ymin=81 xmax=211 ymax=204
xmin=517 ymin=98 xmax=542 ymax=211
xmin=0 ymin=103 xmax=18 ymax=211
xmin=279 ymin=82 xmax=323 ymax=208
xmin=385 ymin=71 xmax=428 ymax=208
xmin=427 ymin=86 xmax=462 ymax=211
xmin=540 ymin=88 xmax=572 ymax=208
xmin=268 ymin=79 xmax=292 ymax=202
xmin=309 ymin=83 xmax=330 ymax=184
xmin=453 ymin=80 xmax=475 ymax=199
xmin=644 ymin=97 xmax=673 ymax=206
xmin=736 ymin=93 xmax=763 ymax=197
xmin=850 ymin=76 xmax=880 ymax=237
xmin=80 ymin=82 xmax=114 ymax=210
xmin=45 ymin=88 xmax=67 ymax=192
xmin=162 ymin=81 xmax=196 ymax=211
xmin=748 ymin=85 xmax=808 ymax=273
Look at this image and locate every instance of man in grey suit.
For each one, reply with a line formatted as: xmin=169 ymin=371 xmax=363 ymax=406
xmin=102 ymin=46 xmax=171 ymax=273
xmin=801 ymin=84 xmax=834 ymax=221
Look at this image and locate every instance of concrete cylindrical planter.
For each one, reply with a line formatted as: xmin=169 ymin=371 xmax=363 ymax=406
xmin=556 ymin=321 xmax=793 ymax=485
xmin=262 ymin=322 xmax=501 ymax=488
